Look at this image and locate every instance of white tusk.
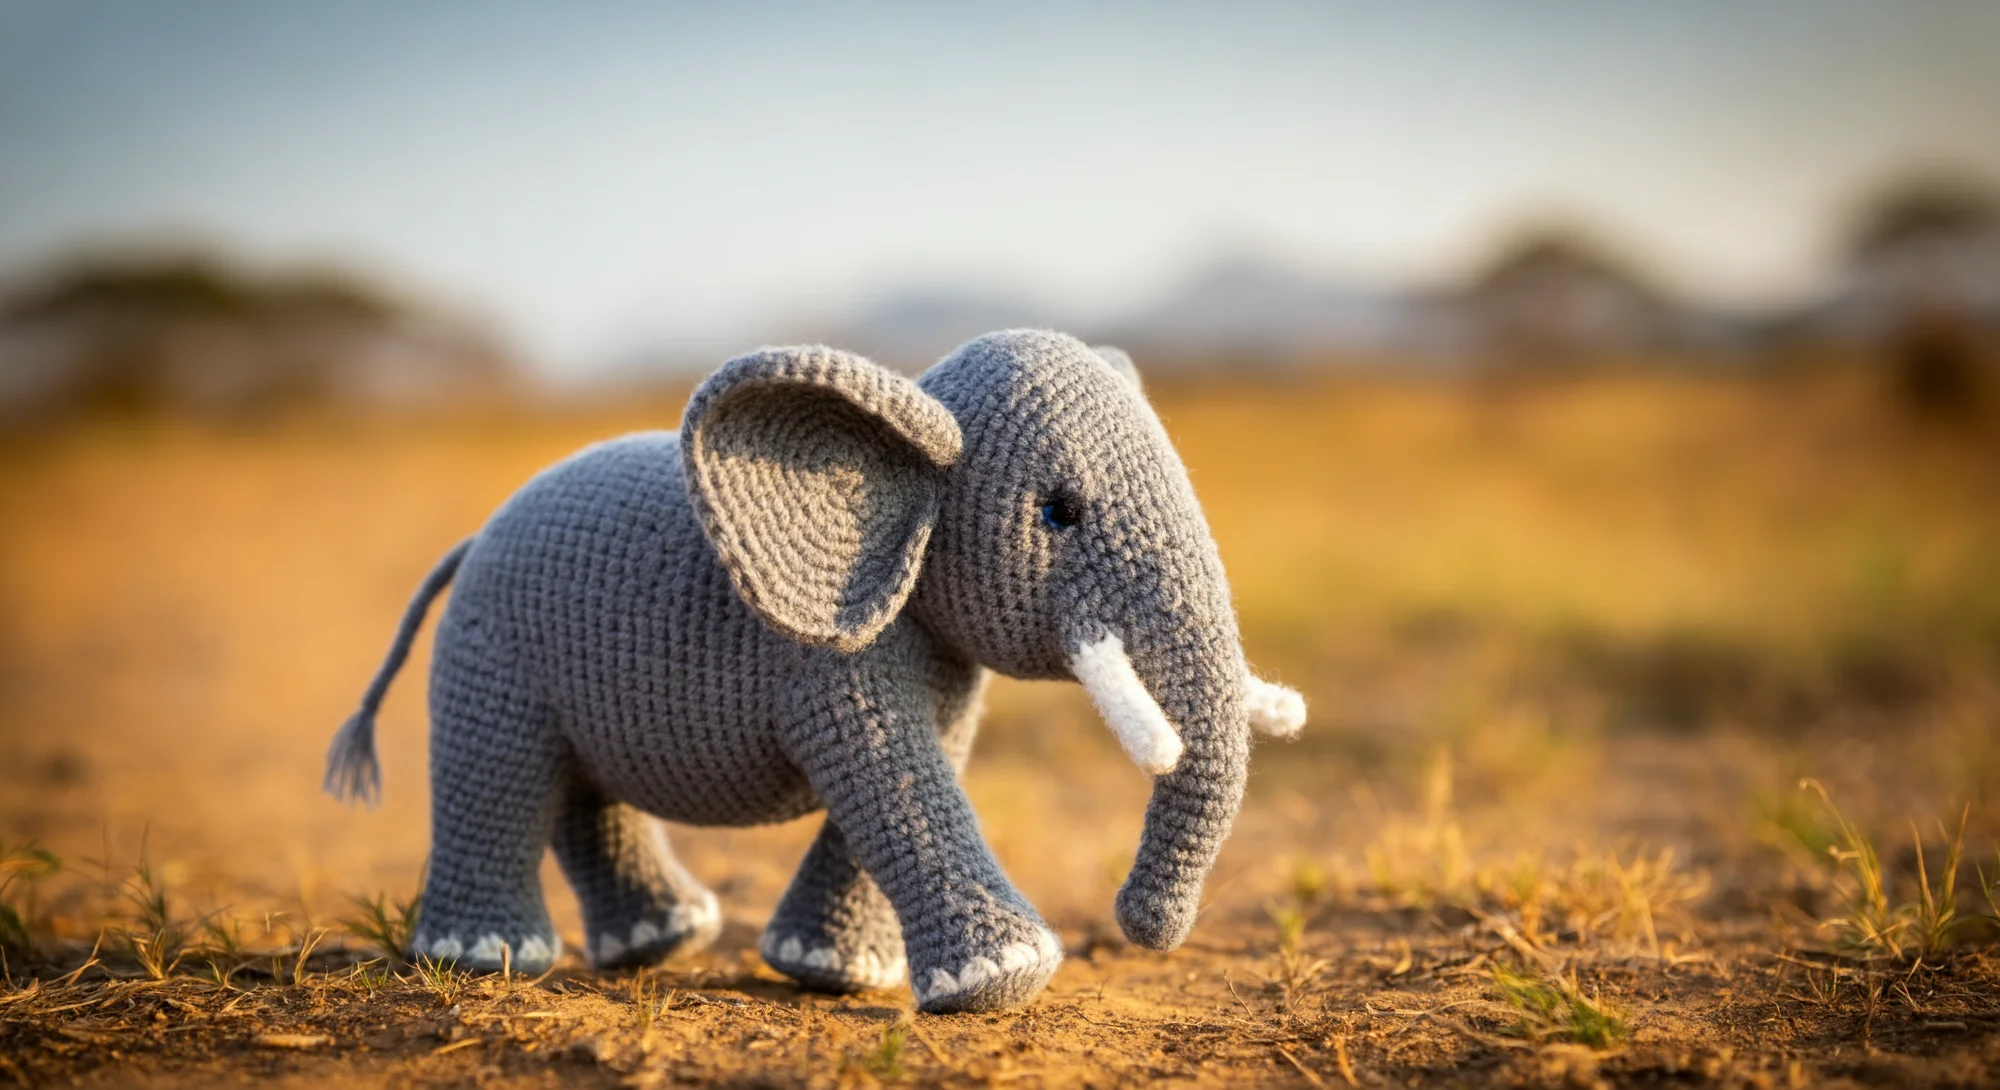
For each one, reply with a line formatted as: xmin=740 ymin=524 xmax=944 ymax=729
xmin=1244 ymin=676 xmax=1306 ymax=739
xmin=1070 ymin=634 xmax=1184 ymax=776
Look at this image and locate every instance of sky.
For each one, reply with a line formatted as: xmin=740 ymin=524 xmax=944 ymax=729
xmin=3 ymin=1 xmax=1998 ymax=377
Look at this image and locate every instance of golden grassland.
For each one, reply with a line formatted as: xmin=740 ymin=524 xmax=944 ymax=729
xmin=1 ymin=364 xmax=1998 ymax=1087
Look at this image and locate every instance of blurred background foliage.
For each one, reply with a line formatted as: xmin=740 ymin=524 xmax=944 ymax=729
xmin=3 ymin=168 xmax=1996 ymax=423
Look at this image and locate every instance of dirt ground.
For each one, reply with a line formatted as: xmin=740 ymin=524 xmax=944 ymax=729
xmin=3 ymin=369 xmax=1998 ymax=1087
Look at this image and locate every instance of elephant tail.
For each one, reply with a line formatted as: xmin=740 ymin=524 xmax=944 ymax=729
xmin=324 ymin=539 xmax=472 ymax=808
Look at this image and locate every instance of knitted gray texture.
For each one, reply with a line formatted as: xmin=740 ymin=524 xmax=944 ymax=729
xmin=329 ymin=331 xmax=1274 ymax=1014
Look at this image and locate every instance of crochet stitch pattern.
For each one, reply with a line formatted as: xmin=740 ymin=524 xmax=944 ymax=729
xmin=328 ymin=329 xmax=1305 ymax=1013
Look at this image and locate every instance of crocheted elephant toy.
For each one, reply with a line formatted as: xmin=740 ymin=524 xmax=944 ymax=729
xmin=325 ymin=329 xmax=1305 ymax=1013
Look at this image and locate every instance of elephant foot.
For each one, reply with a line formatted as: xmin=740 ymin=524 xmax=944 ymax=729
xmin=411 ymin=928 xmax=562 ymax=975
xmin=913 ymin=926 xmax=1064 ymax=1014
xmin=587 ymin=889 xmax=722 ymax=970
xmin=759 ymin=926 xmax=906 ymax=993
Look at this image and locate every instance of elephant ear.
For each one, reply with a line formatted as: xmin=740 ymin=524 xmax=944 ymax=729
xmin=1093 ymin=344 xmax=1143 ymax=392
xmin=682 ymin=346 xmax=963 ymax=652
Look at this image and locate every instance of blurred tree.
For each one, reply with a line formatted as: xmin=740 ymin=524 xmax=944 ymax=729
xmin=0 ymin=252 xmax=513 ymax=424
xmin=1461 ymin=225 xmax=1675 ymax=370
xmin=1838 ymin=173 xmax=2000 ymax=416
xmin=1846 ymin=176 xmax=1999 ymax=263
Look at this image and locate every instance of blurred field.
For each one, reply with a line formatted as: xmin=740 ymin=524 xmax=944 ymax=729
xmin=3 ymin=365 xmax=1999 ymax=1087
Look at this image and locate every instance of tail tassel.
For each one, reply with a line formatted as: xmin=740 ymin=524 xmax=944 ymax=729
xmin=324 ymin=711 xmax=383 ymax=808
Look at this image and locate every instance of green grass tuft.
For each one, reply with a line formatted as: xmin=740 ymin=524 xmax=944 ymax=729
xmin=0 ymin=840 xmax=60 ymax=964
xmin=405 ymin=954 xmax=469 ymax=1007
xmin=867 ymin=1017 xmax=910 ymax=1081
xmin=342 ymin=889 xmax=422 ymax=964
xmin=114 ymin=860 xmax=188 ymax=980
xmin=1488 ymin=964 xmax=1632 ymax=1049
xmin=1789 ymin=781 xmax=1978 ymax=962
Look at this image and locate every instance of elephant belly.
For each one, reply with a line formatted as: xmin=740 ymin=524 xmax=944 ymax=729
xmin=560 ymin=700 xmax=822 ymax=828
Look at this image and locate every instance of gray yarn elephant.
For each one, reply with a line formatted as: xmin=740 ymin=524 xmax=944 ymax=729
xmin=325 ymin=329 xmax=1305 ymax=1013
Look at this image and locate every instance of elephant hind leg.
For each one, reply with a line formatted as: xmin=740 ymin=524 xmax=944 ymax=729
xmin=553 ymin=777 xmax=720 ymax=970
xmin=761 ymin=821 xmax=905 ymax=993
xmin=416 ymin=619 xmax=566 ymax=974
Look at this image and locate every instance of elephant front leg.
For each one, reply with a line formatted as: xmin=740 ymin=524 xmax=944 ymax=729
xmin=764 ymin=670 xmax=984 ymax=994
xmin=761 ymin=822 xmax=905 ymax=992
xmin=784 ymin=671 xmax=1061 ymax=1014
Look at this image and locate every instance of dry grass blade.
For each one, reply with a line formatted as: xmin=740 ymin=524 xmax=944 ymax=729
xmin=1798 ymin=779 xmax=1905 ymax=959
xmin=1909 ymin=805 xmax=1970 ymax=961
xmin=291 ymin=927 xmax=331 ymax=985
xmin=1356 ymin=754 xmax=1709 ymax=957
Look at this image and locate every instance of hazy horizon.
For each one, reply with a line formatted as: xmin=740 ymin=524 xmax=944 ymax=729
xmin=5 ymin=1 xmax=1999 ymax=377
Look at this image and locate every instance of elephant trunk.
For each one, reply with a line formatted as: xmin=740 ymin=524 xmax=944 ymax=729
xmin=1070 ymin=607 xmax=1308 ymax=948
xmin=1070 ymin=619 xmax=1275 ymax=950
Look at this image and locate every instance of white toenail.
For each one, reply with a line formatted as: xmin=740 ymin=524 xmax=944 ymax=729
xmin=920 ymin=930 xmax=1062 ymax=1003
xmin=926 ymin=969 xmax=959 ymax=1001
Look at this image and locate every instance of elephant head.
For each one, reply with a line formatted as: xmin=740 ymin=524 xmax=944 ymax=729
xmin=682 ymin=329 xmax=1304 ymax=950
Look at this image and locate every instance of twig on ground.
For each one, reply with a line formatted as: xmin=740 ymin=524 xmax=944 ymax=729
xmin=1224 ymin=972 xmax=1256 ymax=1018
xmin=1277 ymin=1045 xmax=1326 ymax=1087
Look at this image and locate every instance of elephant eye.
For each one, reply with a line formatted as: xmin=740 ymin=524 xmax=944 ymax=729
xmin=1039 ymin=491 xmax=1082 ymax=530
